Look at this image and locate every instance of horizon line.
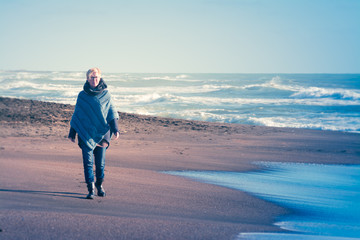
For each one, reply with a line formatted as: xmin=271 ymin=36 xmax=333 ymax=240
xmin=1 ymin=69 xmax=359 ymax=75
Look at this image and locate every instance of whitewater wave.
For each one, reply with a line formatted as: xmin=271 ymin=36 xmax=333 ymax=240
xmin=1 ymin=81 xmax=80 ymax=100
xmin=127 ymin=107 xmax=360 ymax=133
xmin=174 ymin=95 xmax=360 ymax=107
xmin=142 ymin=74 xmax=201 ymax=82
xmin=2 ymin=81 xmax=79 ymax=92
xmin=111 ymin=84 xmax=235 ymax=95
xmin=132 ymin=93 xmax=176 ymax=105
xmin=242 ymin=76 xmax=299 ymax=92
xmin=11 ymin=72 xmax=51 ymax=80
xmin=248 ymin=116 xmax=360 ymax=133
xmin=112 ymin=92 xmax=360 ymax=109
xmin=242 ymin=76 xmax=360 ymax=101
xmin=291 ymin=87 xmax=360 ymax=100
xmin=0 ymin=70 xmax=122 ymax=82
xmin=130 ymin=108 xmax=247 ymax=124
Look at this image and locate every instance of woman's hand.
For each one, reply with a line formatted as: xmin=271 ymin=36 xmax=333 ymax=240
xmin=114 ymin=131 xmax=120 ymax=140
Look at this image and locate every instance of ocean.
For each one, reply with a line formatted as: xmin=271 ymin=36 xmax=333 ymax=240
xmin=1 ymin=71 xmax=359 ymax=133
xmin=164 ymin=162 xmax=360 ymax=240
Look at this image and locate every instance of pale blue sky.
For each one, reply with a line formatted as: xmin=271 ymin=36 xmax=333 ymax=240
xmin=1 ymin=0 xmax=359 ymax=73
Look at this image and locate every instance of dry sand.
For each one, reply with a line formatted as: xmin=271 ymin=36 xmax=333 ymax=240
xmin=0 ymin=97 xmax=359 ymax=239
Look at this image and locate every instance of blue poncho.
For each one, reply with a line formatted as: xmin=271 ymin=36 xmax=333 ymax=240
xmin=70 ymin=90 xmax=119 ymax=150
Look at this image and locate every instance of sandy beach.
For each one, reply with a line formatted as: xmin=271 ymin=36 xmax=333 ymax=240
xmin=0 ymin=96 xmax=359 ymax=240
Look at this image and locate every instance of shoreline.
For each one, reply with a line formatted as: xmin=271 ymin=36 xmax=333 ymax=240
xmin=1 ymin=97 xmax=359 ymax=239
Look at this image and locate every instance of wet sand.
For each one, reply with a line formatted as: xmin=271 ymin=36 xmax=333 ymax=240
xmin=0 ymin=97 xmax=359 ymax=239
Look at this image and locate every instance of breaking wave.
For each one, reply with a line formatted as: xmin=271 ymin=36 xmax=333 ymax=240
xmin=291 ymin=87 xmax=360 ymax=100
xmin=243 ymin=76 xmax=360 ymax=100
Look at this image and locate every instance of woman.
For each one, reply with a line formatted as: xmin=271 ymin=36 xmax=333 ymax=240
xmin=68 ymin=67 xmax=120 ymax=199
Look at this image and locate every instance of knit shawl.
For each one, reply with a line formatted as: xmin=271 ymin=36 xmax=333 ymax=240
xmin=70 ymin=90 xmax=119 ymax=150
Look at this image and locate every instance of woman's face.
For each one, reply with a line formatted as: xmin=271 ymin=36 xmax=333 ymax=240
xmin=88 ymin=71 xmax=100 ymax=88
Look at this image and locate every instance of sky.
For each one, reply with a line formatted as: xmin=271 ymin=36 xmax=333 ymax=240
xmin=0 ymin=0 xmax=359 ymax=73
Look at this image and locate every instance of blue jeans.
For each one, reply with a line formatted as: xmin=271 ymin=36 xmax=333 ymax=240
xmin=81 ymin=146 xmax=106 ymax=184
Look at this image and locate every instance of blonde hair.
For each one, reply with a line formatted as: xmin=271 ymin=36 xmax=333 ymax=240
xmin=86 ymin=67 xmax=101 ymax=80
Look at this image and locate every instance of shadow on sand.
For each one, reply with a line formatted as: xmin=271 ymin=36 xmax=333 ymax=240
xmin=0 ymin=188 xmax=85 ymax=199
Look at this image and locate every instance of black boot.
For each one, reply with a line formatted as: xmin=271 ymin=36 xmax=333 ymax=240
xmin=95 ymin=179 xmax=106 ymax=197
xmin=86 ymin=182 xmax=95 ymax=199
